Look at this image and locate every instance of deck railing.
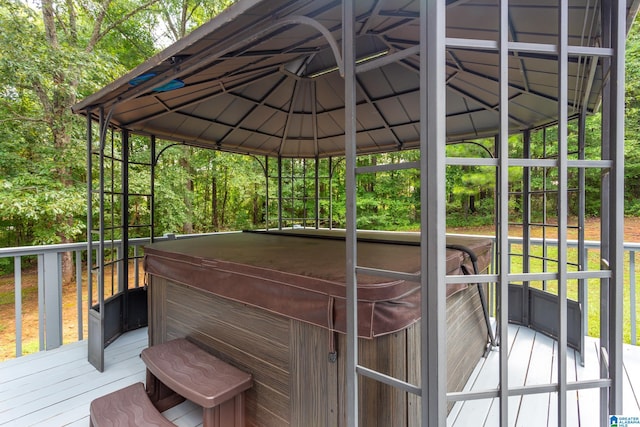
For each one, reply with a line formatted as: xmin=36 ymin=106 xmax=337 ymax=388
xmin=501 ymin=236 xmax=639 ymax=347
xmin=0 ymin=233 xmax=217 ymax=359
xmin=0 ymin=232 xmax=638 ymax=360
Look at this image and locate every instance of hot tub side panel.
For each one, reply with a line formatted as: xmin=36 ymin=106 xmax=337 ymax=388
xmin=148 ymin=275 xmax=488 ymax=426
xmin=445 ymin=283 xmax=490 ymax=395
xmin=149 ymin=277 xmax=291 ymax=426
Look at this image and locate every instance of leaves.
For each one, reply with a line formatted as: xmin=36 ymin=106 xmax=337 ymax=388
xmin=0 ymin=174 xmax=86 ymax=244
xmin=1 ymin=0 xmax=640 ymax=251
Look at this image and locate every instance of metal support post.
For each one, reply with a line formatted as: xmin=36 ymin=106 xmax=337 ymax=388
xmin=578 ymin=110 xmax=587 ymax=366
xmin=121 ymin=130 xmax=130 ymax=328
xmin=421 ymin=0 xmax=447 ymax=424
xmin=557 ymin=0 xmax=570 ymax=423
xmin=151 ymin=136 xmax=157 ymax=242
xmin=498 ymin=0 xmax=510 ymax=422
xmin=278 ymin=156 xmax=283 ymax=230
xmin=265 ymin=156 xmax=269 ymax=230
xmin=344 ymin=0 xmax=358 ymax=424
xmin=608 ymin=0 xmax=626 ymax=415
xmin=522 ymin=130 xmax=531 ymax=326
xmin=315 ymin=157 xmax=320 ymax=229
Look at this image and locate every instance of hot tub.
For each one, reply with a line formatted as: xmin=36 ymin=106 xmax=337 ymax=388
xmin=144 ymin=230 xmax=493 ymax=426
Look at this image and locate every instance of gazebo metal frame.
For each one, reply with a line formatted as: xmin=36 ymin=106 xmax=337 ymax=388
xmin=73 ymin=0 xmax=637 ymax=424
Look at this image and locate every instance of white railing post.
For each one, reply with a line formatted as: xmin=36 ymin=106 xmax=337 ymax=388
xmin=14 ymin=257 xmax=22 ymax=357
xmin=43 ymin=252 xmax=63 ymax=350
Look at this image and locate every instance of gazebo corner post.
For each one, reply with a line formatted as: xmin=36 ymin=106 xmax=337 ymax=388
xmin=599 ymin=0 xmax=612 ymax=418
xmin=578 ymin=110 xmax=587 ymax=367
xmin=264 ymin=155 xmax=269 ymax=230
xmin=86 ymin=110 xmax=94 ymax=357
xmin=522 ymin=130 xmax=531 ymax=327
xmin=315 ymin=155 xmax=320 ymax=229
xmin=302 ymin=158 xmax=308 ymax=227
xmin=87 ymin=106 xmax=108 ymax=372
xmin=557 ymin=0 xmax=570 ymax=423
xmin=329 ymin=157 xmax=335 ymax=229
xmin=120 ymin=129 xmax=130 ymax=328
xmin=278 ymin=155 xmax=283 ymax=230
xmin=150 ymin=135 xmax=156 ymax=243
xmin=420 ymin=0 xmax=447 ymax=424
xmin=343 ymin=0 xmax=359 ymax=425
xmin=599 ymin=0 xmax=625 ymax=420
xmin=607 ymin=0 xmax=626 ymax=416
xmin=497 ymin=0 xmax=510 ymax=423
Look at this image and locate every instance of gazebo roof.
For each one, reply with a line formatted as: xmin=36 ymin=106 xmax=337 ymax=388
xmin=73 ymin=0 xmax=640 ymax=158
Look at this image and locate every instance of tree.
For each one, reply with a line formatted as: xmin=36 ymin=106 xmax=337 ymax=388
xmin=625 ymin=19 xmax=640 ymax=215
xmin=151 ymin=0 xmax=234 ymax=233
xmin=0 ymin=0 xmax=159 ymax=277
xmin=0 ymin=0 xmax=253 ymax=267
xmin=153 ymin=0 xmax=233 ymax=44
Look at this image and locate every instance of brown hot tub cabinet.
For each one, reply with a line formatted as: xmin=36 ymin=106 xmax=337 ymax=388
xmin=143 ymin=230 xmax=493 ymax=426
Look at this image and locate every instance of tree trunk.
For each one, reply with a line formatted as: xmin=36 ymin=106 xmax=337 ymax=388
xmin=221 ymin=166 xmax=229 ymax=228
xmin=252 ymin=183 xmax=260 ymax=226
xmin=212 ymin=176 xmax=219 ymax=230
xmin=203 ymin=169 xmax=210 ymax=223
xmin=462 ymin=196 xmax=469 ymax=218
xmin=52 ymin=115 xmax=77 ymax=283
xmin=179 ymin=155 xmax=194 ymax=234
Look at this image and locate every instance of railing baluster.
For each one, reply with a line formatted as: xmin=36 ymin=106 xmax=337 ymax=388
xmin=14 ymin=256 xmax=22 ymax=357
xmin=489 ymin=239 xmax=496 ymax=316
xmin=631 ymin=250 xmax=636 ymax=346
xmin=581 ymin=248 xmax=589 ymax=349
xmin=76 ymin=250 xmax=83 ymax=341
xmin=37 ymin=254 xmax=45 ymax=351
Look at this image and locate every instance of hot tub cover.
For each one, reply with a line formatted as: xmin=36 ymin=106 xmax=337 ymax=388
xmin=143 ymin=230 xmax=492 ymax=338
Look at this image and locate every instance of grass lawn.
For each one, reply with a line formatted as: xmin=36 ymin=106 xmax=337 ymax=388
xmin=507 ymin=243 xmax=639 ymax=344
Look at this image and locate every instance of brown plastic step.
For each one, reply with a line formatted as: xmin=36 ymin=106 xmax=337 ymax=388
xmin=141 ymin=338 xmax=252 ymax=427
xmin=89 ymin=382 xmax=175 ymax=427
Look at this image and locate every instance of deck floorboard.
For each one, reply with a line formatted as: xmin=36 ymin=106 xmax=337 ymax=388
xmin=449 ymin=324 xmax=640 ymax=427
xmin=1 ymin=325 xmax=639 ymax=426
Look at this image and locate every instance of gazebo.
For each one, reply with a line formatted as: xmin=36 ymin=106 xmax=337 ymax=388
xmin=72 ymin=0 xmax=638 ymax=425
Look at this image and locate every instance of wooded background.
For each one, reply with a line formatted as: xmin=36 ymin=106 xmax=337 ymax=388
xmin=1 ymin=0 xmax=640 ymax=267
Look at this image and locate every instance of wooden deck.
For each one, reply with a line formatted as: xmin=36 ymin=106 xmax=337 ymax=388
xmin=448 ymin=325 xmax=640 ymax=426
xmin=0 ymin=328 xmax=200 ymax=427
xmin=0 ymin=326 xmax=638 ymax=427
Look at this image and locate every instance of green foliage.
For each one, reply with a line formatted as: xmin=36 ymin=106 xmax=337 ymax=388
xmin=2 ymin=0 xmax=640 ymax=252
xmin=0 ymin=175 xmax=86 ymax=245
xmin=0 ymin=0 xmax=238 ymax=248
xmin=0 ymin=0 xmax=157 ymax=249
xmin=0 ymin=285 xmax=36 ymax=305
xmin=626 ymin=21 xmax=640 ymax=216
xmin=151 ymin=0 xmax=235 ymax=43
xmin=151 ymin=145 xmax=266 ymax=234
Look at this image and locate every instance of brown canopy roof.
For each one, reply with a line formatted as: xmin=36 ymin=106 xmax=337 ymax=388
xmin=73 ymin=0 xmax=640 ymax=158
